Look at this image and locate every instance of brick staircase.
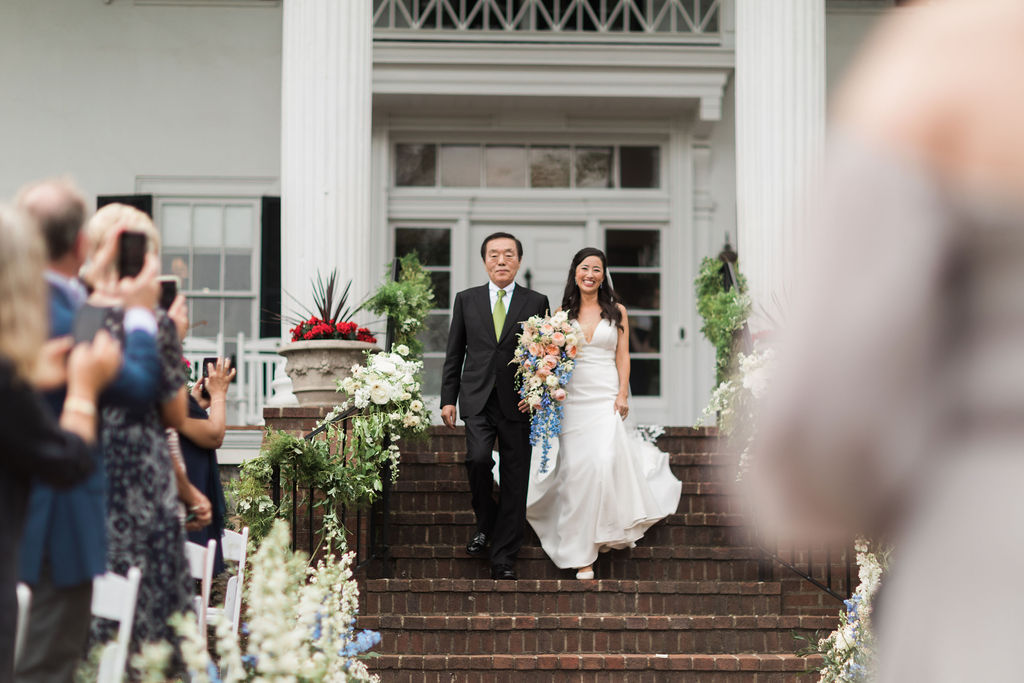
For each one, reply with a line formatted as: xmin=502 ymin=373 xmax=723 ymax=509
xmin=356 ymin=426 xmax=839 ymax=682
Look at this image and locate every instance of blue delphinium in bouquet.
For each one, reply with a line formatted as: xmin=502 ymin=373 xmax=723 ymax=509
xmin=513 ymin=310 xmax=578 ymax=474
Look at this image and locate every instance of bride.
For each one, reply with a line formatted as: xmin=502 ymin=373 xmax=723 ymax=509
xmin=525 ymin=247 xmax=682 ymax=579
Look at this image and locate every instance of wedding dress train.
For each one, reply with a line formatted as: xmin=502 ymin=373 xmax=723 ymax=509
xmin=526 ymin=318 xmax=682 ymax=570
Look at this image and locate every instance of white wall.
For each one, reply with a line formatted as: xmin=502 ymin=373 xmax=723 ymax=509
xmin=0 ymin=0 xmax=282 ymax=204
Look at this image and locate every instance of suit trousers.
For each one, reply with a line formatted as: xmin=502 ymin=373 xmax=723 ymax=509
xmin=463 ymin=389 xmax=532 ymax=569
xmin=14 ymin=563 xmax=92 ymax=683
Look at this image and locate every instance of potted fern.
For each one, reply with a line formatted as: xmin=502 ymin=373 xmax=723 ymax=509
xmin=278 ymin=270 xmax=379 ymax=405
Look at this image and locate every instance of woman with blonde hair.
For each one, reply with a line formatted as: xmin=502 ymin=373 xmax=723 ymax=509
xmin=0 ymin=205 xmax=120 ymax=678
xmin=83 ymin=203 xmax=209 ymax=653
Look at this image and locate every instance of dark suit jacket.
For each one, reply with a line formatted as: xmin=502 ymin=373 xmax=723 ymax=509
xmin=18 ymin=283 xmax=162 ymax=587
xmin=0 ymin=357 xmax=95 ymax=679
xmin=441 ymin=283 xmax=549 ymax=421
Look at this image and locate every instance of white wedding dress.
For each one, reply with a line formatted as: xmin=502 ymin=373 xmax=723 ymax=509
xmin=525 ymin=318 xmax=682 ymax=570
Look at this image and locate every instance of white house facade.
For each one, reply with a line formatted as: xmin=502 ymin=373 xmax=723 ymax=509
xmin=0 ymin=0 xmax=894 ymax=428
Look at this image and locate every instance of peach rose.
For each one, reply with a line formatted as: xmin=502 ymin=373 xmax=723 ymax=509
xmin=545 ymin=344 xmax=559 ymax=356
xmin=528 ymin=342 xmax=543 ymax=357
xmin=540 ymin=323 xmax=555 ymax=335
xmin=551 ymin=332 xmax=566 ymax=347
xmin=543 ymin=354 xmax=559 ymax=369
xmin=536 ymin=365 xmax=551 ymax=377
xmin=561 ymin=323 xmax=572 ymax=333
xmin=566 ymin=345 xmax=577 ymax=358
xmin=552 ymin=388 xmax=567 ymax=401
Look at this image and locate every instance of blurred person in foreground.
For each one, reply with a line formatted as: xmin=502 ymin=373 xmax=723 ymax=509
xmin=82 ymin=203 xmax=209 ymax=657
xmin=747 ymin=1 xmax=1024 ymax=681
xmin=14 ymin=180 xmax=164 ymax=683
xmin=0 ymin=205 xmax=121 ymax=680
xmin=179 ymin=358 xmax=234 ymax=575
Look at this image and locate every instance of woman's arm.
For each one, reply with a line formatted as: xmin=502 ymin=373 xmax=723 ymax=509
xmin=160 ymin=386 xmax=188 ymax=430
xmin=613 ymin=304 xmax=630 ymax=419
xmin=178 ymin=359 xmax=233 ymax=449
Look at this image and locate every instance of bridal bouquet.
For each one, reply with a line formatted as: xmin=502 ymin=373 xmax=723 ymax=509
xmin=512 ymin=310 xmax=578 ymax=473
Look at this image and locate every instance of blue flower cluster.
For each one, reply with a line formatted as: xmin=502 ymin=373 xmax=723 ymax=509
xmin=517 ymin=352 xmax=574 ymax=475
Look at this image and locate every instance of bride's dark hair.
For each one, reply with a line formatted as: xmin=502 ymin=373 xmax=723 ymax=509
xmin=561 ymin=247 xmax=623 ymax=331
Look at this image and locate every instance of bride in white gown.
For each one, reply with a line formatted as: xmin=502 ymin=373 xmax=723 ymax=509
xmin=526 ymin=247 xmax=682 ymax=579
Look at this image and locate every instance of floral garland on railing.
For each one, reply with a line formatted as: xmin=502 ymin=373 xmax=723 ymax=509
xmin=797 ymin=539 xmax=888 ymax=683
xmin=230 ymin=256 xmax=434 ymax=547
xmin=698 ymin=346 xmax=776 ymax=480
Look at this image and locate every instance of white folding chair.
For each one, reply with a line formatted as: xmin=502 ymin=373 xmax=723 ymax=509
xmin=15 ymin=582 xmax=31 ymax=666
xmin=207 ymin=527 xmax=249 ymax=634
xmin=92 ymin=567 xmax=142 ymax=683
xmin=185 ymin=539 xmax=217 ymax=639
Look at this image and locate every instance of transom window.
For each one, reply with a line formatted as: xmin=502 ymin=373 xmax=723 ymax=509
xmin=395 ymin=143 xmax=660 ymax=189
xmin=157 ymin=198 xmax=260 ymax=345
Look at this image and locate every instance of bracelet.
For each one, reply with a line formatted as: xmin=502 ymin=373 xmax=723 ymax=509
xmin=64 ymin=396 xmax=97 ymax=418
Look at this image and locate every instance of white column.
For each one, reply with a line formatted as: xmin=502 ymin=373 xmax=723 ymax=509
xmin=735 ymin=0 xmax=825 ymax=327
xmin=280 ymin=0 xmax=374 ymax=335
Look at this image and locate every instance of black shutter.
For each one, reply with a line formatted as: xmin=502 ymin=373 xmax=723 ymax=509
xmin=96 ymin=194 xmax=153 ymax=216
xmin=259 ymin=196 xmax=281 ymax=339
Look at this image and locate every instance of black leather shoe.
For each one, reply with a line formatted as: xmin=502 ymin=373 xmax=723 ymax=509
xmin=491 ymin=565 xmax=517 ymax=580
xmin=466 ymin=531 xmax=488 ymax=556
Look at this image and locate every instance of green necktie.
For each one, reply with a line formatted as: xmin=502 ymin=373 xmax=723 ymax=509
xmin=493 ymin=289 xmax=506 ymax=340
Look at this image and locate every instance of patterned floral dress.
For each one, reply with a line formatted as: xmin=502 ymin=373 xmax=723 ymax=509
xmin=91 ymin=311 xmax=192 ymax=651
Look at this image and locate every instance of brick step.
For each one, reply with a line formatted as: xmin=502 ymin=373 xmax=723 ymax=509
xmin=391 ymin=517 xmax=752 ymax=549
xmin=370 ymin=653 xmax=822 ymax=682
xmin=386 ymin=545 xmax=764 ymax=582
xmin=357 ymin=613 xmax=837 ymax=655
xmin=390 ymin=481 xmax=743 ymax=516
xmin=397 ymin=451 xmax=737 ymax=481
xmin=401 ymin=426 xmax=722 ymax=457
xmin=390 ymin=510 xmax=745 ymax=528
xmin=363 ymin=578 xmax=782 ymax=616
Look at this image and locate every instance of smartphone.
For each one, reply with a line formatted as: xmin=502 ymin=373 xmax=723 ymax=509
xmin=157 ymin=275 xmax=179 ymax=310
xmin=200 ymin=356 xmax=218 ymax=400
xmin=117 ymin=231 xmax=147 ymax=279
xmin=72 ymin=304 xmax=108 ymax=344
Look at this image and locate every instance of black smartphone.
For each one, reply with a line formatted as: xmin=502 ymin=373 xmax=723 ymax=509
xmin=157 ymin=275 xmax=179 ymax=310
xmin=200 ymin=356 xmax=218 ymax=400
xmin=117 ymin=231 xmax=147 ymax=279
xmin=72 ymin=304 xmax=108 ymax=344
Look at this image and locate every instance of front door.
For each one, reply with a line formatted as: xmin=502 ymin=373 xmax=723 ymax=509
xmin=469 ymin=224 xmax=587 ymax=314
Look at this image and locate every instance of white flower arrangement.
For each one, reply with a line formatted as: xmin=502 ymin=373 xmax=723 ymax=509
xmin=699 ymin=346 xmax=776 ymax=480
xmin=134 ymin=521 xmax=380 ymax=683
xmin=802 ymin=539 xmax=887 ymax=683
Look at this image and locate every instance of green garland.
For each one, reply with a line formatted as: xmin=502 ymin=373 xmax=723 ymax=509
xmin=363 ymin=252 xmax=435 ymax=357
xmin=695 ymin=256 xmax=751 ymax=386
xmin=230 ymin=255 xmax=436 ymax=548
xmin=231 ymin=426 xmax=384 ymax=547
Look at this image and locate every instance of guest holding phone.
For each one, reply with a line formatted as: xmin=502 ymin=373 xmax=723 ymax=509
xmin=13 ymin=181 xmax=163 ymax=683
xmin=179 ymin=358 xmax=235 ymax=574
xmin=0 ymin=204 xmax=122 ymax=681
xmin=80 ymin=203 xmax=198 ymax=655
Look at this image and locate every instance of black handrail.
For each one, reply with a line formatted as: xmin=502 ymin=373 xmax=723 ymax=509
xmin=270 ymin=258 xmax=402 ymax=573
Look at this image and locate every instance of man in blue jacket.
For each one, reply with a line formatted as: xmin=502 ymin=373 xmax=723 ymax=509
xmin=14 ymin=180 xmax=162 ymax=683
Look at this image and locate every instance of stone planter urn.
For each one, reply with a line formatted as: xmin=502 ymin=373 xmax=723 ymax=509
xmin=278 ymin=339 xmax=380 ymax=406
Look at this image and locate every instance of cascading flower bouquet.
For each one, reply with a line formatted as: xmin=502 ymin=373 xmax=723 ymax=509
xmin=512 ymin=310 xmax=578 ymax=474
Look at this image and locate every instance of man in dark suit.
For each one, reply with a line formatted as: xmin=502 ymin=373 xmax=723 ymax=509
xmin=441 ymin=232 xmax=549 ymax=580
xmin=14 ymin=180 xmax=162 ymax=683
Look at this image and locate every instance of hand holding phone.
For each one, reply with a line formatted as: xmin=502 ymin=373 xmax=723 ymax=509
xmin=157 ymin=275 xmax=179 ymax=310
xmin=117 ymin=231 xmax=147 ymax=279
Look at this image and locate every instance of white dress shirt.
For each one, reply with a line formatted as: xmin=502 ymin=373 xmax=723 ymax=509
xmin=488 ymin=281 xmax=515 ymax=313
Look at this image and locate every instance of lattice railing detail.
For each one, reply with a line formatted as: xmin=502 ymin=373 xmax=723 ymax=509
xmin=373 ymin=0 xmax=721 ymax=42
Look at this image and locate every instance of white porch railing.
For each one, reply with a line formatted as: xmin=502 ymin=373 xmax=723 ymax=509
xmin=183 ymin=333 xmax=284 ymax=426
xmin=372 ymin=0 xmax=723 ymax=44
